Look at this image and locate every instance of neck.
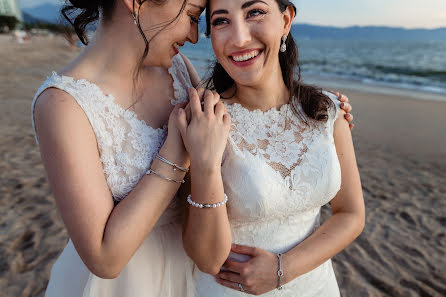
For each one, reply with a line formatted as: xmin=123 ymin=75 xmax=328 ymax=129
xmin=64 ymin=8 xmax=147 ymax=91
xmin=231 ymin=64 xmax=290 ymax=111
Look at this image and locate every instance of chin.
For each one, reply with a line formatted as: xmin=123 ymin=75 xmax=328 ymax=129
xmin=231 ymin=71 xmax=263 ymax=87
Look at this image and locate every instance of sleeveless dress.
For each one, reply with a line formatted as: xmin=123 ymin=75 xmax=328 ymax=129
xmin=194 ymin=92 xmax=342 ymax=297
xmin=31 ymin=54 xmax=195 ymax=297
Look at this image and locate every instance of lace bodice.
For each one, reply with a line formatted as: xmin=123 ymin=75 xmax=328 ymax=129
xmin=31 ymin=54 xmax=192 ymax=208
xmin=195 ymin=92 xmax=342 ymax=297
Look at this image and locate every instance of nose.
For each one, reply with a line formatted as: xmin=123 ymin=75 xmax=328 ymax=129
xmin=187 ymin=25 xmax=199 ymax=44
xmin=231 ymin=20 xmax=251 ymax=48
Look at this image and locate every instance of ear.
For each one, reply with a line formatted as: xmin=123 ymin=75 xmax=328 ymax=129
xmin=282 ymin=5 xmax=295 ymax=36
xmin=121 ymin=0 xmax=141 ymax=17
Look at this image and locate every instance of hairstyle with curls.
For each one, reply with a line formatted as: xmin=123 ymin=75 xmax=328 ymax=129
xmin=204 ymin=0 xmax=333 ymax=122
xmin=61 ymin=0 xmax=188 ymax=80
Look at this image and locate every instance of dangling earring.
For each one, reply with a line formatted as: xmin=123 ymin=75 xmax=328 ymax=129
xmin=280 ymin=35 xmax=287 ymax=53
xmin=133 ymin=12 xmax=138 ymax=25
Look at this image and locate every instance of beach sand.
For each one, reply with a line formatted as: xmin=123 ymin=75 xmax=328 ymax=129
xmin=0 ymin=35 xmax=445 ymax=297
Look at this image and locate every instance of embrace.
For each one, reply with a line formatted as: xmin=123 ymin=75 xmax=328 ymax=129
xmin=31 ymin=0 xmax=364 ymax=296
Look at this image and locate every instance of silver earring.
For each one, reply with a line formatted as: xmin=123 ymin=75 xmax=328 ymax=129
xmin=280 ymin=35 xmax=287 ymax=53
xmin=133 ymin=13 xmax=138 ymax=25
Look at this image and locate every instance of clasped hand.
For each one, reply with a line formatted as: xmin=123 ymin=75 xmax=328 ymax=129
xmin=216 ymin=244 xmax=284 ymax=296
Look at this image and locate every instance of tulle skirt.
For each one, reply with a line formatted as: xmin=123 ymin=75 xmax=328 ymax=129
xmin=45 ymin=222 xmax=195 ymax=297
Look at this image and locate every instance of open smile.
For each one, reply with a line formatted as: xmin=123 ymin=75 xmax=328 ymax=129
xmin=229 ymin=49 xmax=263 ymax=67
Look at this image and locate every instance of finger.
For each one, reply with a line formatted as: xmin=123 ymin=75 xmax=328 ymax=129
xmin=340 ymin=102 xmax=352 ymax=113
xmin=349 ymin=123 xmax=355 ymax=131
xmin=215 ymin=277 xmax=248 ymax=293
xmin=197 ymin=87 xmax=206 ymax=107
xmin=222 ymin=259 xmax=246 ymax=273
xmin=215 ymin=101 xmax=225 ymax=119
xmin=231 ymin=243 xmax=259 ymax=256
xmin=217 ymin=271 xmax=242 ymax=283
xmin=344 ymin=113 xmax=354 ymax=123
xmin=188 ymin=88 xmax=202 ymax=117
xmin=327 ymin=90 xmax=339 ymax=97
xmin=339 ymin=94 xmax=350 ymax=103
xmin=176 ymin=108 xmax=188 ymax=138
xmin=203 ymin=90 xmax=216 ymax=115
xmin=223 ymin=114 xmax=231 ymax=127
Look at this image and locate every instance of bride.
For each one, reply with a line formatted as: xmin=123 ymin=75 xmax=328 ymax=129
xmin=179 ymin=0 xmax=365 ymax=296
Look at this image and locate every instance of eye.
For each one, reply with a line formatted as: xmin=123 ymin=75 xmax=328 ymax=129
xmin=247 ymin=9 xmax=266 ymax=18
xmin=211 ymin=18 xmax=229 ymax=27
xmin=189 ymin=15 xmax=200 ymax=25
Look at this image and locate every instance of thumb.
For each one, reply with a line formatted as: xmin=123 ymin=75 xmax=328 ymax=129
xmin=231 ymin=243 xmax=259 ymax=256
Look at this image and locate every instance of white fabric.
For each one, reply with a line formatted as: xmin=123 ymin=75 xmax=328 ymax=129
xmin=194 ymin=92 xmax=342 ymax=297
xmin=31 ymin=54 xmax=195 ymax=297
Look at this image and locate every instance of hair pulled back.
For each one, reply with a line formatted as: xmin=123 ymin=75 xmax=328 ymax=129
xmin=204 ymin=0 xmax=333 ymax=122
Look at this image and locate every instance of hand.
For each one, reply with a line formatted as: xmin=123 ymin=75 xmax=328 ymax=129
xmin=161 ymin=102 xmax=190 ymax=167
xmin=215 ymin=244 xmax=281 ymax=295
xmin=329 ymin=91 xmax=354 ymax=130
xmin=176 ymin=88 xmax=231 ymax=173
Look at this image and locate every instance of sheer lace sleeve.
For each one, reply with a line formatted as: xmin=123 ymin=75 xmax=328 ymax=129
xmin=168 ymin=54 xmax=193 ymax=106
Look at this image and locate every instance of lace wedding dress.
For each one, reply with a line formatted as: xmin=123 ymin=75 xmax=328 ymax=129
xmin=31 ymin=54 xmax=194 ymax=297
xmin=194 ymin=92 xmax=342 ymax=297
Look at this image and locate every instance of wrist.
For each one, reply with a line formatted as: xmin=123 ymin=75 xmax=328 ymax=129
xmin=160 ymin=138 xmax=190 ymax=169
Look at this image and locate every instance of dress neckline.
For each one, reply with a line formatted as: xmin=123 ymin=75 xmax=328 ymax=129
xmin=49 ymin=72 xmax=166 ymax=133
xmin=223 ymin=101 xmax=290 ymax=115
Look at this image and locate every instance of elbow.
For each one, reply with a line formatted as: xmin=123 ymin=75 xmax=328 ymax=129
xmin=83 ymin=257 xmax=124 ymax=279
xmin=196 ymin=261 xmax=225 ymax=276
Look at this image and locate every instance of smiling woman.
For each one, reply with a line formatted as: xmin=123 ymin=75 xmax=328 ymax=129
xmin=30 ymin=0 xmax=208 ymax=296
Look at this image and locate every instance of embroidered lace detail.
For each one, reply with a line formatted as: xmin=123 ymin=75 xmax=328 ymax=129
xmin=31 ymin=54 xmax=192 ymax=203
xmin=168 ymin=54 xmax=193 ymax=106
xmin=195 ymin=92 xmax=342 ymax=297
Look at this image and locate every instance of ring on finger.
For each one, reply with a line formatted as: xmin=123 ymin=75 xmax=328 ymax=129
xmin=238 ymin=283 xmax=245 ymax=292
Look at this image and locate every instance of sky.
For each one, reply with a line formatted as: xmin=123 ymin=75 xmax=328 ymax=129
xmin=19 ymin=0 xmax=446 ymax=29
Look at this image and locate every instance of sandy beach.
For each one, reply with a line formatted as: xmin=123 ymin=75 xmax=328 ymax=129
xmin=0 ymin=34 xmax=445 ymax=297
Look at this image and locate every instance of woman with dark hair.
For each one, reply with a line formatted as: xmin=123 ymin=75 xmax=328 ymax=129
xmin=179 ymin=0 xmax=364 ymax=296
xmin=31 ymin=0 xmax=207 ymax=296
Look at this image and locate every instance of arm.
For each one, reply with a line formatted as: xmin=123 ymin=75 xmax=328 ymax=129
xmin=216 ymin=108 xmax=365 ymax=294
xmin=34 ymin=89 xmax=189 ymax=279
xmin=177 ymin=88 xmax=232 ymax=275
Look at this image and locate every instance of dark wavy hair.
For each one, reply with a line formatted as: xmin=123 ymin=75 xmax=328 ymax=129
xmin=204 ymin=0 xmax=332 ymax=122
xmin=61 ymin=0 xmax=187 ymax=78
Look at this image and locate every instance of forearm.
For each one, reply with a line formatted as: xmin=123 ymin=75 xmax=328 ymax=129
xmin=283 ymin=211 xmax=364 ymax=283
xmin=183 ymin=169 xmax=232 ymax=275
xmin=87 ymin=144 xmax=188 ymax=278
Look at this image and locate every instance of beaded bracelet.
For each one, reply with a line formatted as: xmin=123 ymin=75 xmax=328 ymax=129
xmin=277 ymin=253 xmax=284 ymax=290
xmin=187 ymin=194 xmax=228 ymax=209
xmin=156 ymin=154 xmax=189 ymax=172
xmin=146 ymin=169 xmax=185 ymax=184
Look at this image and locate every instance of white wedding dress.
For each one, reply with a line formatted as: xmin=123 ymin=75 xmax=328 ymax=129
xmin=194 ymin=93 xmax=342 ymax=297
xmin=31 ymin=54 xmax=195 ymax=297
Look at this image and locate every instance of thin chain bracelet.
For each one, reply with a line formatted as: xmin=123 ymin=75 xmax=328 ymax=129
xmin=187 ymin=194 xmax=228 ymax=209
xmin=146 ymin=169 xmax=185 ymax=184
xmin=156 ymin=154 xmax=189 ymax=172
xmin=277 ymin=253 xmax=284 ymax=290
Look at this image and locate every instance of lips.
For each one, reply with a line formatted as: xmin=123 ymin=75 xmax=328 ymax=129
xmin=228 ymin=49 xmax=264 ymax=67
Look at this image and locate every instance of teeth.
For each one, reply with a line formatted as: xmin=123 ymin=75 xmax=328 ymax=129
xmin=232 ymin=50 xmax=260 ymax=62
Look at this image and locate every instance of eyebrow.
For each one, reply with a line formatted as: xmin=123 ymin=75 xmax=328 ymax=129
xmin=211 ymin=0 xmax=269 ymax=18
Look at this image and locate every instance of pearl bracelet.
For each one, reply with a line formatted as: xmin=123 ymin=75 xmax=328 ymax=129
xmin=187 ymin=194 xmax=228 ymax=209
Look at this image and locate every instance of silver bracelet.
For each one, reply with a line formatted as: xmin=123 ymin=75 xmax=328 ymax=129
xmin=156 ymin=154 xmax=189 ymax=172
xmin=187 ymin=194 xmax=228 ymax=209
xmin=277 ymin=253 xmax=284 ymax=290
xmin=146 ymin=169 xmax=185 ymax=184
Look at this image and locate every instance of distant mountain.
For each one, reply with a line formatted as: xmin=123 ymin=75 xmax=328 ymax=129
xmin=291 ymin=24 xmax=446 ymax=41
xmin=22 ymin=3 xmax=61 ymax=24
